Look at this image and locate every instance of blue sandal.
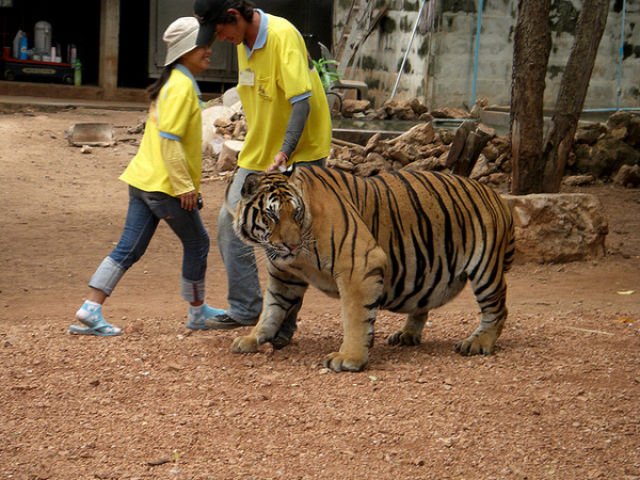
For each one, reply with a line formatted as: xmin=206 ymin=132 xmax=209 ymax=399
xmin=185 ymin=304 xmax=227 ymax=330
xmin=68 ymin=320 xmax=122 ymax=336
xmin=68 ymin=302 xmax=122 ymax=337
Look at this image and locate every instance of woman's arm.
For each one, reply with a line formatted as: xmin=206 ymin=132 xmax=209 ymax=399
xmin=159 ymin=136 xmax=198 ymax=210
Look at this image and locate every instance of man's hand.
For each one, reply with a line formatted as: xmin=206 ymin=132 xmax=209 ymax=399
xmin=268 ymin=151 xmax=289 ymax=172
xmin=178 ymin=190 xmax=198 ymax=211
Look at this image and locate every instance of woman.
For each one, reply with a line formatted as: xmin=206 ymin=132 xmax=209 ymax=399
xmin=69 ymin=17 xmax=222 ymax=336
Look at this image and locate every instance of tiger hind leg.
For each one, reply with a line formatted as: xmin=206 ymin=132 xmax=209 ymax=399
xmin=455 ymin=276 xmax=508 ymax=356
xmin=387 ymin=312 xmax=428 ymax=346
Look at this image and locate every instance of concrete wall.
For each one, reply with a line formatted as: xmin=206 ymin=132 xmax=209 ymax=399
xmin=335 ymin=0 xmax=640 ymax=111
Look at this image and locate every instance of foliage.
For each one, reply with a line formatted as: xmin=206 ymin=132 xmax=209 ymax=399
xmin=312 ymin=57 xmax=341 ymax=91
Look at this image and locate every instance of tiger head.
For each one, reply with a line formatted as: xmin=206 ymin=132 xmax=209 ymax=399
xmin=233 ymin=172 xmax=311 ymax=264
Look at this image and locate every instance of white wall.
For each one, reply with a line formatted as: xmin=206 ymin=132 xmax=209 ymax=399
xmin=335 ymin=0 xmax=640 ymax=111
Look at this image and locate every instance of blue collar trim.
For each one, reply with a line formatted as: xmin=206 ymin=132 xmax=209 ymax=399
xmin=244 ymin=9 xmax=268 ymax=59
xmin=175 ymin=63 xmax=203 ymax=106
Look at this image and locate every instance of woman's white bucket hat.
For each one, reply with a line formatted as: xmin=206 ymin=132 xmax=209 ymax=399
xmin=163 ymin=17 xmax=200 ymax=66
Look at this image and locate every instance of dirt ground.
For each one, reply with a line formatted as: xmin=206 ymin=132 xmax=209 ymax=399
xmin=0 ymin=104 xmax=638 ymax=480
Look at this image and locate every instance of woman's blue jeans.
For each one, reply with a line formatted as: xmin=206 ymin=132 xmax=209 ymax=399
xmin=89 ymin=186 xmax=210 ymax=303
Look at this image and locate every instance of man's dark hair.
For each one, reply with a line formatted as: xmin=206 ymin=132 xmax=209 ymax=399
xmin=218 ymin=0 xmax=254 ymax=24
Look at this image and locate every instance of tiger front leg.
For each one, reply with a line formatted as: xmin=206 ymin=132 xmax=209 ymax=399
xmin=323 ymin=247 xmax=387 ymax=372
xmin=231 ymin=305 xmax=281 ymax=354
xmin=231 ymin=307 xmax=289 ymax=354
xmin=232 ymin=269 xmax=308 ymax=354
xmin=323 ymin=303 xmax=378 ymax=372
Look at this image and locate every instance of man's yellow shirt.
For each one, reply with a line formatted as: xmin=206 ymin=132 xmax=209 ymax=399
xmin=236 ymin=14 xmax=332 ymax=171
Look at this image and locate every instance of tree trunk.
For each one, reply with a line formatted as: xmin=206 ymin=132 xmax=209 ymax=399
xmin=510 ymin=0 xmax=551 ymax=194
xmin=541 ymin=0 xmax=610 ymax=193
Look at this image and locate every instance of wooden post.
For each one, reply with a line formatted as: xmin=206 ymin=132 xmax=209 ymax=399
xmin=100 ymin=0 xmax=120 ymax=98
xmin=445 ymin=120 xmax=493 ymax=177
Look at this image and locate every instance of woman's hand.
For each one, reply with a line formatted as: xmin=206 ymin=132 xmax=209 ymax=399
xmin=178 ymin=190 xmax=198 ymax=211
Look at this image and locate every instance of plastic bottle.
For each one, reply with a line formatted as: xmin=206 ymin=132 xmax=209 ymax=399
xmin=68 ymin=44 xmax=77 ymax=64
xmin=74 ymin=59 xmax=82 ymax=86
xmin=34 ymin=21 xmax=52 ymax=56
xmin=19 ymin=33 xmax=28 ymax=60
xmin=13 ymin=30 xmax=23 ymax=59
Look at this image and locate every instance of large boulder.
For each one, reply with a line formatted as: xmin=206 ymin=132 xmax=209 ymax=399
xmin=626 ymin=116 xmax=640 ymax=148
xmin=613 ymin=164 xmax=640 ymax=188
xmin=341 ymin=99 xmax=371 ymax=118
xmin=216 ymin=140 xmax=243 ymax=172
xmin=575 ymin=137 xmax=640 ymax=179
xmin=354 ymin=152 xmax=393 ymax=176
xmin=504 ymin=193 xmax=609 ymax=264
xmin=575 ymin=122 xmax=607 ymax=145
xmin=201 ymin=105 xmax=235 ymax=155
xmin=379 ymin=99 xmax=417 ymax=120
xmin=606 ymin=111 xmax=640 ymax=148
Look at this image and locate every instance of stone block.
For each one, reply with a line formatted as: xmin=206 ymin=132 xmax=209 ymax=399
xmin=217 ymin=140 xmax=243 ymax=173
xmin=503 ymin=193 xmax=609 ymax=264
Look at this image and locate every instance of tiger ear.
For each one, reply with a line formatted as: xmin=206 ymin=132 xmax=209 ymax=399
xmin=282 ymin=164 xmax=295 ymax=177
xmin=241 ymin=173 xmax=264 ymax=199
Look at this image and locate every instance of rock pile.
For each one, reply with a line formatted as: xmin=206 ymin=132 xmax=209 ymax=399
xmin=571 ymin=111 xmax=640 ymax=188
xmin=328 ymin=121 xmax=510 ymax=190
xmin=201 ymin=97 xmax=640 ymax=190
xmin=338 ymin=97 xmax=471 ymax=122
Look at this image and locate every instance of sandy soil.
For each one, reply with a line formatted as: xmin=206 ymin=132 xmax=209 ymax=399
xmin=0 ymin=105 xmax=639 ymax=480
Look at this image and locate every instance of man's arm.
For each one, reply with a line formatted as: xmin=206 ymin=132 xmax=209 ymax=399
xmin=270 ymin=96 xmax=310 ymax=171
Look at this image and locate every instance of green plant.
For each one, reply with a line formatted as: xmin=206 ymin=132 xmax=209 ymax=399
xmin=312 ymin=57 xmax=341 ymax=91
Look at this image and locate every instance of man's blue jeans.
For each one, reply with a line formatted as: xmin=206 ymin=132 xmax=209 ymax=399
xmin=89 ymin=186 xmax=210 ymax=303
xmin=217 ymin=160 xmax=325 ymax=325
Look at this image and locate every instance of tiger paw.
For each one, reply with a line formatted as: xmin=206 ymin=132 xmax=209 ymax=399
xmin=454 ymin=332 xmax=496 ymax=356
xmin=322 ymin=352 xmax=368 ymax=372
xmin=231 ymin=335 xmax=259 ymax=354
xmin=387 ymin=330 xmax=421 ymax=346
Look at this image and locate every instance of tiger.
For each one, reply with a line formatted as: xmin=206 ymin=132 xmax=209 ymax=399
xmin=230 ymin=166 xmax=515 ymax=372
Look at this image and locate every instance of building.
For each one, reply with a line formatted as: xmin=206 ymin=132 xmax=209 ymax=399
xmin=0 ymin=0 xmax=332 ymax=102
xmin=1 ymin=0 xmax=638 ymax=112
xmin=339 ymin=0 xmax=640 ymax=111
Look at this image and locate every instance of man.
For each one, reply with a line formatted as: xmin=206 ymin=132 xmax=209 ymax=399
xmin=193 ymin=0 xmax=332 ymax=345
